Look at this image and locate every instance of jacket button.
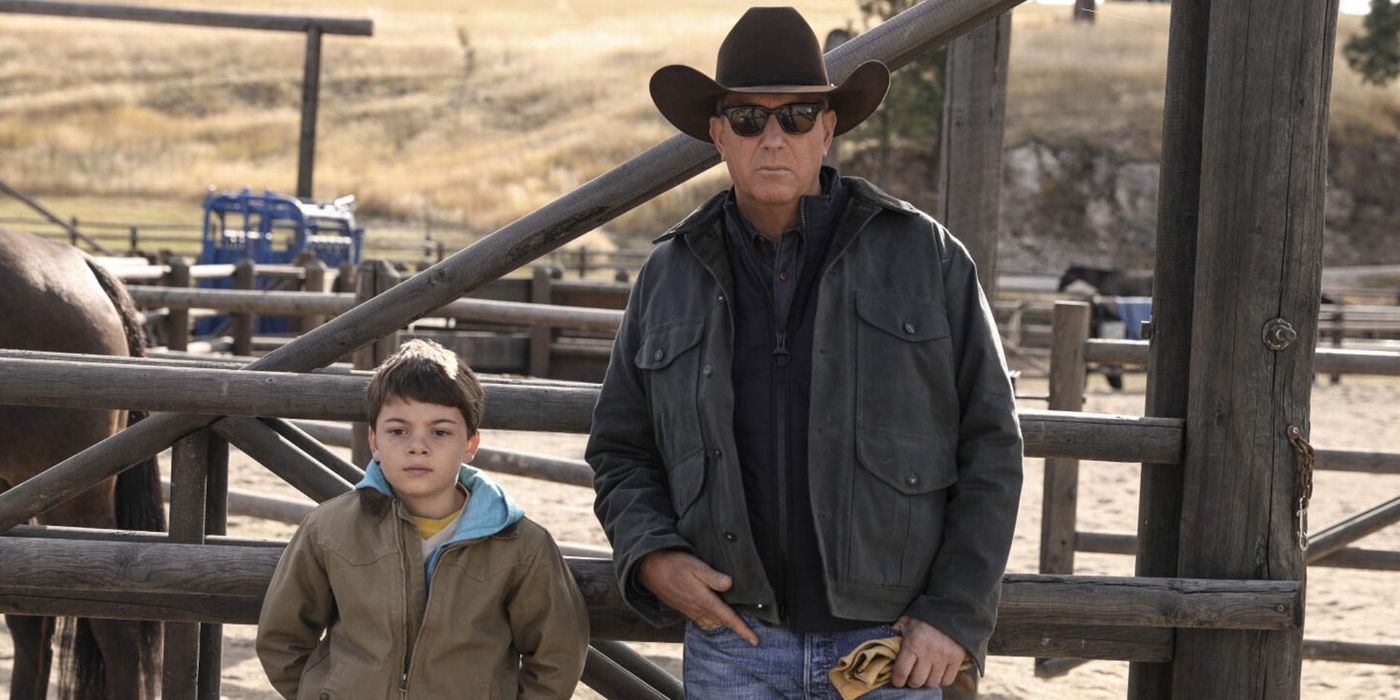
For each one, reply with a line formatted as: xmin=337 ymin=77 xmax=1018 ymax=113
xmin=724 ymin=532 xmax=737 ymax=542
xmin=712 ymin=448 xmax=722 ymax=458
xmin=653 ymin=348 xmax=665 ymax=361
xmin=702 ymin=364 xmax=713 ymax=376
xmin=906 ymin=473 xmax=920 ymax=486
xmin=717 ymin=293 xmax=725 ymax=304
xmin=903 ymin=321 xmax=917 ymax=334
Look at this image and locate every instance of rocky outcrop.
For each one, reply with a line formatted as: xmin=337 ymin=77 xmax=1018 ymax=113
xmin=994 ymin=139 xmax=1400 ymax=272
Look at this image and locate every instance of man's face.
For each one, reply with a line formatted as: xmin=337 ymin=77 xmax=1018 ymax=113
xmin=709 ymin=93 xmax=837 ymax=210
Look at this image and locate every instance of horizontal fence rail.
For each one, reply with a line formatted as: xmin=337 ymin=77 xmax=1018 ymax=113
xmin=0 ymin=0 xmax=373 ymax=34
xmin=0 ymin=536 xmax=1299 ymax=653
xmin=0 ymin=355 xmax=1179 ymax=459
xmin=125 ymin=286 xmax=624 ymax=333
xmin=1083 ymin=339 xmax=1400 ymax=376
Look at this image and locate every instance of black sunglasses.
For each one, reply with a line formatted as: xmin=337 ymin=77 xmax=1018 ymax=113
xmin=718 ymin=102 xmax=826 ymax=137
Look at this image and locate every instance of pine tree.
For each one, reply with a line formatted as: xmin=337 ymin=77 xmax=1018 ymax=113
xmin=1344 ymin=0 xmax=1400 ymax=87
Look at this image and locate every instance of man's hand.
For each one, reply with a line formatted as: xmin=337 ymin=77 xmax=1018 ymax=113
xmin=890 ymin=615 xmax=967 ymax=688
xmin=637 ymin=550 xmax=759 ymax=646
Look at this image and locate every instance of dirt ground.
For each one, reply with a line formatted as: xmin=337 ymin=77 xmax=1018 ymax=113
xmin=4 ymin=374 xmax=1400 ymax=698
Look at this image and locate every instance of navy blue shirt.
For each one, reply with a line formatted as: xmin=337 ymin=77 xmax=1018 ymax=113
xmin=723 ymin=168 xmax=877 ymax=632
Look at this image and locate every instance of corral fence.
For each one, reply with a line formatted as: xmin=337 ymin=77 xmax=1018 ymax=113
xmin=96 ymin=256 xmax=631 ymax=382
xmin=0 ymin=0 xmax=1344 ymax=695
xmin=12 ymin=213 xmax=654 ymax=279
xmin=1036 ymin=300 xmax=1400 ymax=676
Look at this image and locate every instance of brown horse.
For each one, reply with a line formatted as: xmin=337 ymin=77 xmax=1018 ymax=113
xmin=0 ymin=227 xmax=165 ymax=699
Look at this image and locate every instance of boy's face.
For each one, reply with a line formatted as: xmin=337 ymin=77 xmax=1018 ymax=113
xmin=368 ymin=398 xmax=479 ymax=517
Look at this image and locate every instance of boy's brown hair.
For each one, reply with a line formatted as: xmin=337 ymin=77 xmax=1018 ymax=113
xmin=366 ymin=339 xmax=484 ymax=434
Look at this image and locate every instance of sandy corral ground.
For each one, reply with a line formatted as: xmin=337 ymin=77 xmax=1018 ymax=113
xmin=4 ymin=374 xmax=1400 ymax=698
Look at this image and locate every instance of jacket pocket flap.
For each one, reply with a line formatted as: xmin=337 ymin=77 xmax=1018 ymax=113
xmin=856 ymin=434 xmax=958 ymax=495
xmin=855 ymin=292 xmax=950 ymax=342
xmin=667 ymin=447 xmax=706 ymax=518
xmin=635 ymin=318 xmax=705 ymax=369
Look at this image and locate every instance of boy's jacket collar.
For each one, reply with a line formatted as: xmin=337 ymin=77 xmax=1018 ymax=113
xmin=356 ymin=460 xmax=524 ymax=545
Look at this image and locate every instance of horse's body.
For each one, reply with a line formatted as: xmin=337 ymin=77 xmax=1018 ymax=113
xmin=0 ymin=227 xmax=164 ymax=699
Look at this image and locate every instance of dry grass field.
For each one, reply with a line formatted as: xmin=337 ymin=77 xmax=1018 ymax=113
xmin=1 ymin=1 xmax=1394 ymax=249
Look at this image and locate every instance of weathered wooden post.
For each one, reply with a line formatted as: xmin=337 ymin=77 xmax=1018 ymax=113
xmin=1073 ymin=0 xmax=1095 ymax=23
xmin=823 ymin=28 xmax=852 ymax=171
xmin=938 ymin=11 xmax=1011 ymax=300
xmin=1040 ymin=301 xmax=1090 ymax=574
xmin=163 ymin=430 xmax=211 ymax=698
xmin=1128 ymin=0 xmax=1208 ymax=695
xmin=530 ymin=266 xmax=555 ymax=378
xmin=1168 ymin=0 xmax=1338 ymax=695
xmin=129 ymin=225 xmax=140 ymax=256
xmin=1036 ymin=301 xmax=1090 ymax=676
xmin=198 ymin=432 xmax=229 ymax=700
xmin=297 ymin=26 xmax=323 ymax=199
xmin=232 ymin=259 xmax=256 ymax=356
xmin=297 ymin=257 xmax=330 ymax=334
xmin=351 ymin=260 xmax=401 ymax=467
xmin=165 ymin=255 xmax=191 ymax=352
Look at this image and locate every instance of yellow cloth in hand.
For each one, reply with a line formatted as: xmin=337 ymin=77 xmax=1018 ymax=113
xmin=827 ymin=636 xmax=975 ymax=700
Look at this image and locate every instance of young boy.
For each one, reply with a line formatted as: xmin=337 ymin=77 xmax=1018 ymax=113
xmin=257 ymin=339 xmax=590 ymax=699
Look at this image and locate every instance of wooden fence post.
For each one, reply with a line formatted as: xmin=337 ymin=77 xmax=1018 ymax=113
xmin=1169 ymin=0 xmax=1337 ymax=694
xmin=198 ymin=433 xmax=228 ymax=700
xmin=1035 ymin=300 xmax=1092 ymax=679
xmin=1128 ymin=0 xmax=1207 ymax=694
xmin=163 ymin=430 xmax=210 ymax=698
xmin=1330 ymin=309 xmax=1344 ymax=385
xmin=530 ymin=266 xmax=555 ymax=378
xmin=938 ymin=10 xmax=1011 ymax=300
xmin=165 ymin=256 xmax=191 ymax=352
xmin=351 ymin=260 xmax=400 ymax=467
xmin=297 ymin=258 xmax=329 ymax=334
xmin=1039 ymin=302 xmax=1091 ymax=575
xmin=232 ymin=260 xmax=256 ymax=356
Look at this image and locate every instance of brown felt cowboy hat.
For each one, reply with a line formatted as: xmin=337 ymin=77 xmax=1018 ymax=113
xmin=650 ymin=6 xmax=890 ymax=143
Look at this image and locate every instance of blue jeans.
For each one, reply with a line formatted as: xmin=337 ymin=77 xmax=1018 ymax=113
xmin=683 ymin=612 xmax=943 ymax=699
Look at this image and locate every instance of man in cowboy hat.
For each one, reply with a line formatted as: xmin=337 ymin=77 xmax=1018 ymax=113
xmin=588 ymin=6 xmax=1022 ymax=696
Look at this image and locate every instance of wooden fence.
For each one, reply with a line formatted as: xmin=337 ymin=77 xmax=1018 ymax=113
xmin=0 ymin=0 xmax=1345 ymax=694
xmin=1037 ymin=301 xmax=1400 ymax=676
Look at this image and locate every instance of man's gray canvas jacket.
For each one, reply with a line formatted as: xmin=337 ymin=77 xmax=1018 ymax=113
xmin=587 ymin=176 xmax=1023 ymax=669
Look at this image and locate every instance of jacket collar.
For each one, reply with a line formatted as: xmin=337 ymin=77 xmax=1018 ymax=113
xmin=356 ymin=459 xmax=524 ymax=545
xmin=653 ymin=170 xmax=917 ymax=245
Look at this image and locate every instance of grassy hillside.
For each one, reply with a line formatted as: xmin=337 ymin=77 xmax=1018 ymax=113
xmin=0 ymin=1 xmax=1393 ymax=247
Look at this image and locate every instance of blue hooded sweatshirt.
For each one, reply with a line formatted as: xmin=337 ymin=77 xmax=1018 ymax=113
xmin=355 ymin=459 xmax=525 ymax=585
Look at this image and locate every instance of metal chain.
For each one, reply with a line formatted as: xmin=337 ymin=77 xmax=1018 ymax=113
xmin=1287 ymin=425 xmax=1315 ymax=551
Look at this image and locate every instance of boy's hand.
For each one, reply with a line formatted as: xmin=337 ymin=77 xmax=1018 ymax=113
xmin=638 ymin=550 xmax=759 ymax=646
xmin=890 ymin=615 xmax=967 ymax=688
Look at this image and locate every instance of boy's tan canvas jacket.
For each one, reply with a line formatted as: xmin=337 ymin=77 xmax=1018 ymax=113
xmin=257 ymin=462 xmax=589 ymax=699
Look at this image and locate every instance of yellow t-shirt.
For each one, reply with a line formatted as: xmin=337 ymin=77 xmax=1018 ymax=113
xmin=411 ymin=487 xmax=469 ymax=558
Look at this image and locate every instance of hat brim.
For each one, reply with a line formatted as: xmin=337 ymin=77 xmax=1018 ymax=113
xmin=650 ymin=60 xmax=890 ymax=143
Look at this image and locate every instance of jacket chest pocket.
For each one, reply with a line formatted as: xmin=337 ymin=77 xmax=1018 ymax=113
xmin=635 ymin=318 xmax=706 ymax=475
xmin=853 ymin=291 xmax=959 ymax=439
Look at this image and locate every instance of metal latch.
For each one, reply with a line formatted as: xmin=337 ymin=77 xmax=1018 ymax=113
xmin=1287 ymin=425 xmax=1314 ymax=551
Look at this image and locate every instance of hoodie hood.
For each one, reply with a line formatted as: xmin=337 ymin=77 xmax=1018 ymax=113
xmin=357 ymin=459 xmax=525 ymax=581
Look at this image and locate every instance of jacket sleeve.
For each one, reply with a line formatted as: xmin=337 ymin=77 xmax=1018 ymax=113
xmin=508 ymin=528 xmax=591 ymax=700
xmin=586 ymin=261 xmax=696 ymax=626
xmin=257 ymin=516 xmax=336 ymax=699
xmin=903 ymin=226 xmax=1024 ymax=673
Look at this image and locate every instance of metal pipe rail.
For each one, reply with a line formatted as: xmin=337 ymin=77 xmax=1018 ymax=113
xmin=0 ymin=0 xmax=373 ymax=35
xmin=0 ymin=0 xmax=1028 ymax=533
xmin=125 ymin=285 xmax=625 ymax=333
